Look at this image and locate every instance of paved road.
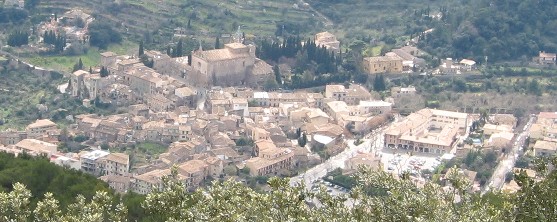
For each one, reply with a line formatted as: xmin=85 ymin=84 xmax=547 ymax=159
xmin=484 ymin=115 xmax=535 ymax=193
xmin=289 ymin=125 xmax=388 ymax=190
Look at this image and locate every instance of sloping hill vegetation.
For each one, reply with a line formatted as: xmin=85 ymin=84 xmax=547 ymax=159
xmin=420 ymin=0 xmax=557 ymax=62
xmin=1 ymin=155 xmax=557 ymax=221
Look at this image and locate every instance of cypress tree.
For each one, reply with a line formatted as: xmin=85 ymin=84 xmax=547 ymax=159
xmin=215 ymin=36 xmax=220 ymax=49
xmin=176 ymin=39 xmax=183 ymax=57
xmin=273 ymin=65 xmax=282 ymax=85
xmin=139 ymin=40 xmax=144 ymax=56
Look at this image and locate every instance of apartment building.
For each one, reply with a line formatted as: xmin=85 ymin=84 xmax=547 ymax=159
xmin=26 ymin=119 xmax=57 ymax=140
xmin=245 ymin=140 xmax=294 ymax=176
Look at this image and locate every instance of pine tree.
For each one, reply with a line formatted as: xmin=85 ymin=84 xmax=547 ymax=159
xmin=187 ymin=18 xmax=191 ymax=29
xmin=139 ymin=40 xmax=144 ymax=56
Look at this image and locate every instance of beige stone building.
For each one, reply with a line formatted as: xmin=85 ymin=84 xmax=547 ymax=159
xmin=385 ymin=108 xmax=468 ymax=154
xmin=0 ymin=130 xmax=24 ymax=146
xmin=100 ymin=52 xmax=118 ymax=68
xmin=69 ymin=70 xmax=89 ymax=98
xmin=191 ymin=42 xmax=257 ymax=86
xmin=325 ymin=84 xmax=372 ymax=105
xmin=391 ymin=86 xmax=417 ymax=98
xmin=537 ymin=51 xmax=557 ymax=65
xmin=363 ymin=56 xmax=403 ymax=74
xmin=314 ymin=31 xmax=340 ymax=53
xmin=345 ymin=152 xmax=382 ymax=171
xmin=245 ymin=139 xmax=294 ymax=177
xmin=101 ymin=153 xmax=130 ymax=177
xmin=26 ymin=119 xmax=58 ymax=140
xmin=483 ymin=124 xmax=513 ymax=135
xmin=533 ymin=140 xmax=557 ymax=157
xmin=14 ymin=139 xmax=58 ymax=157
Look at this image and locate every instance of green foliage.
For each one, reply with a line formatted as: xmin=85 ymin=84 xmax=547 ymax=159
xmin=324 ymin=168 xmax=356 ymax=189
xmin=373 ymin=74 xmax=386 ymax=91
xmin=235 ymin=137 xmax=254 ymax=147
xmin=445 ymin=150 xmax=499 ymax=186
xmin=100 ymin=66 xmax=109 ymax=77
xmin=0 ymin=153 xmax=110 ymax=208
xmin=139 ymin=55 xmax=154 ymax=68
xmin=72 ymin=58 xmax=84 ymax=72
xmin=138 ymin=40 xmax=144 ymax=56
xmin=3 ymin=155 xmax=557 ymax=221
xmin=263 ymin=77 xmax=279 ymax=91
xmin=419 ymin=0 xmax=557 ymax=62
xmin=273 ymin=65 xmax=282 ymax=85
xmin=214 ymin=36 xmax=220 ymax=49
xmin=0 ymin=8 xmax=28 ymax=24
xmin=24 ymin=0 xmax=40 ymax=10
xmin=298 ymin=133 xmax=307 ymax=147
xmin=42 ymin=30 xmax=66 ymax=53
xmin=7 ymin=30 xmax=29 ymax=47
xmin=89 ymin=20 xmax=122 ymax=49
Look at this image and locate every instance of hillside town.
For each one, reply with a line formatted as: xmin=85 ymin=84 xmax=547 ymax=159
xmin=0 ymin=33 xmax=543 ymax=196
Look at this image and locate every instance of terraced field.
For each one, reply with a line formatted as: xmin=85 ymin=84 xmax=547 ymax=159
xmin=39 ymin=0 xmax=321 ymax=40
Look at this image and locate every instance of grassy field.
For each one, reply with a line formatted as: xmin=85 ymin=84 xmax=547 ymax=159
xmin=23 ymin=40 xmax=138 ymax=72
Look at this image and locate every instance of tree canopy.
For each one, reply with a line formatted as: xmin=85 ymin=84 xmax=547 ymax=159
xmin=88 ymin=21 xmax=122 ymax=49
xmin=1 ymin=151 xmax=557 ymax=221
xmin=418 ymin=0 xmax=557 ymax=62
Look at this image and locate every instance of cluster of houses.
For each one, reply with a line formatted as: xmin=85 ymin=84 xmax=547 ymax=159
xmin=529 ymin=112 xmax=557 ymax=157
xmin=363 ymin=46 xmax=427 ymax=74
xmin=37 ymin=9 xmax=95 ymax=45
xmin=0 ymin=78 xmax=394 ymax=194
xmin=0 ymin=119 xmax=130 ymax=181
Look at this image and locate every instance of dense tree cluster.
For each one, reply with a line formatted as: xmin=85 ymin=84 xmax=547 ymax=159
xmin=0 ymin=153 xmax=110 ymax=209
xmin=258 ymin=37 xmax=338 ymax=75
xmin=24 ymin=0 xmax=40 ymax=10
xmin=7 ymin=30 xmax=29 ymax=47
xmin=0 ymin=8 xmax=28 ymax=24
xmin=88 ymin=21 xmax=122 ymax=49
xmin=418 ymin=0 xmax=557 ymax=62
xmin=42 ymin=30 xmax=66 ymax=53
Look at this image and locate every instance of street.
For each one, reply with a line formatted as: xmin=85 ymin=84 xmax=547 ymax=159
xmin=484 ymin=115 xmax=536 ymax=193
xmin=289 ymin=123 xmax=389 ymax=191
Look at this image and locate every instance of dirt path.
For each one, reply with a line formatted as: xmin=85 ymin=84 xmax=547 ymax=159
xmin=300 ymin=0 xmax=334 ymax=27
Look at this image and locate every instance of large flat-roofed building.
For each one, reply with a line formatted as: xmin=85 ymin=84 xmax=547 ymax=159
xmin=14 ymin=139 xmax=57 ymax=157
xmin=385 ymin=108 xmax=469 ymax=154
xmin=363 ymin=56 xmax=403 ymax=74
xmin=191 ymin=43 xmax=257 ymax=86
